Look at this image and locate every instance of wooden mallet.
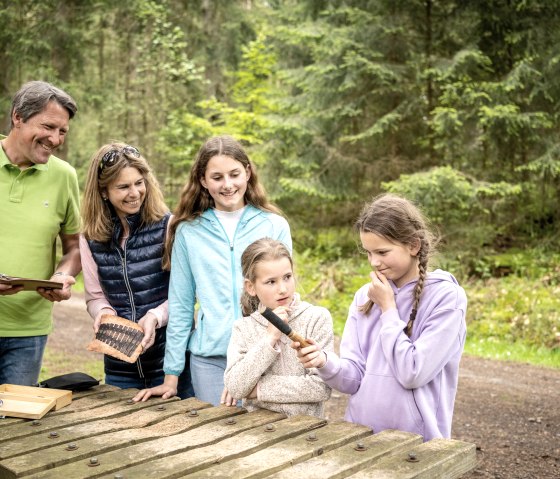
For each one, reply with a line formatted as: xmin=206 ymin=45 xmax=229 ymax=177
xmin=259 ymin=306 xmax=311 ymax=348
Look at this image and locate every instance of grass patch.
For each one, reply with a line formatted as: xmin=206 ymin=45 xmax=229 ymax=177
xmin=465 ymin=337 xmax=560 ymax=369
xmin=465 ymin=276 xmax=560 ymax=350
xmin=39 ymin=350 xmax=104 ymax=382
xmin=295 ymin=252 xmax=370 ymax=336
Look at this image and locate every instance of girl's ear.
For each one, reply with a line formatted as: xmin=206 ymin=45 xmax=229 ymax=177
xmin=200 ymin=176 xmax=208 ymax=189
xmin=245 ymin=164 xmax=251 ymax=181
xmin=409 ymin=239 xmax=421 ymax=257
xmin=244 ymin=278 xmax=256 ymax=297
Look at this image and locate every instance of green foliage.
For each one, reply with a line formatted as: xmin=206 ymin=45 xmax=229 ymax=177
xmin=518 ymin=143 xmax=560 ymax=179
xmin=464 ymin=338 xmax=560 ymax=369
xmin=231 ymin=34 xmax=279 ymax=114
xmin=446 ymin=248 xmax=560 ymax=280
xmin=478 ymin=104 xmax=553 ymax=154
xmin=261 ymin=2 xmax=418 ymax=204
xmin=382 ymin=166 xmax=475 ymax=225
xmin=295 ymin=227 xmax=358 ymax=262
xmin=430 ymin=48 xmax=556 ymax=182
xmin=380 ymin=166 xmax=523 ymax=255
xmin=3 ymin=0 xmax=560 ymax=244
xmin=466 ymin=275 xmax=560 ymax=350
xmin=295 ymin=252 xmax=370 ymax=336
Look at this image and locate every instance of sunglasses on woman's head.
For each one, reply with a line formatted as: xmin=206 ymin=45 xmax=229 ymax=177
xmin=98 ymin=145 xmax=140 ymax=175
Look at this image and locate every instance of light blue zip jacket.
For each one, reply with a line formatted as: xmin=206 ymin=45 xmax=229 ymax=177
xmin=164 ymin=205 xmax=292 ymax=376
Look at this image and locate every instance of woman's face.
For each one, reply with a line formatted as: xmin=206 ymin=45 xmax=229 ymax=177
xmin=105 ymin=166 xmax=146 ymax=219
xmin=200 ymin=155 xmax=250 ymax=212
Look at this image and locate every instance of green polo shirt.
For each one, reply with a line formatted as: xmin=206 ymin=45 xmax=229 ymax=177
xmin=0 ymin=144 xmax=80 ymax=336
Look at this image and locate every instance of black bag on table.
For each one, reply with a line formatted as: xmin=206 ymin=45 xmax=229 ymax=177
xmin=39 ymin=372 xmax=99 ymax=391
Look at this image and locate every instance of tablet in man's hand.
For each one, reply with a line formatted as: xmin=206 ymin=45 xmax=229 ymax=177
xmin=0 ymin=274 xmax=63 ymax=291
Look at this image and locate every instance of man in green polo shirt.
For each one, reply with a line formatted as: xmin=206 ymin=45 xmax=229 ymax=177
xmin=0 ymin=81 xmax=82 ymax=386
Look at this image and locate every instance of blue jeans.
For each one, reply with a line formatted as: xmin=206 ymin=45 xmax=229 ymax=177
xmin=190 ymin=354 xmax=227 ymax=406
xmin=104 ymin=373 xmax=165 ymax=390
xmin=0 ymin=335 xmax=48 ymax=386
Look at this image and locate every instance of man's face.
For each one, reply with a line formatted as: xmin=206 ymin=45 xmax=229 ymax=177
xmin=12 ymin=101 xmax=70 ymax=167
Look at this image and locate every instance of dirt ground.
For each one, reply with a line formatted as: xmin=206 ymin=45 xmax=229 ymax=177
xmin=49 ymin=294 xmax=560 ymax=478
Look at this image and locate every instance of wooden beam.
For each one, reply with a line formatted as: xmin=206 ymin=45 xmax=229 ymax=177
xmin=347 ymin=438 xmax=477 ymax=479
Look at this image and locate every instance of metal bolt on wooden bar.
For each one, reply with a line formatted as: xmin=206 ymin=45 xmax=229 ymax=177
xmin=407 ymin=451 xmax=419 ymax=462
xmin=354 ymin=442 xmax=367 ymax=451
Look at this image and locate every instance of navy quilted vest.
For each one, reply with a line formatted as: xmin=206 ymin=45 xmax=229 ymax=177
xmin=88 ymin=211 xmax=170 ymax=379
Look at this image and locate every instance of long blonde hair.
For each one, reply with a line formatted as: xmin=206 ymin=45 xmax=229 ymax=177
xmin=81 ymin=142 xmax=168 ymax=243
xmin=240 ymin=238 xmax=294 ymax=316
xmin=356 ymin=194 xmax=437 ymax=337
xmin=163 ymin=135 xmax=282 ymax=269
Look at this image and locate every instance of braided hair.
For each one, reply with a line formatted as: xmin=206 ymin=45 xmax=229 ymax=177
xmin=355 ymin=194 xmax=437 ymax=337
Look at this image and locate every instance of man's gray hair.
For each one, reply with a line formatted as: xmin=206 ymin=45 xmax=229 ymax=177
xmin=10 ymin=81 xmax=77 ymax=129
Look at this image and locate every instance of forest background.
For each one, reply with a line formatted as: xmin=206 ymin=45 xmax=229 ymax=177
xmin=1 ymin=0 xmax=558 ymax=368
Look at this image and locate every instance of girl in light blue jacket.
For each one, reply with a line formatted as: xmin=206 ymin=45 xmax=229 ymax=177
xmin=134 ymin=136 xmax=292 ymax=405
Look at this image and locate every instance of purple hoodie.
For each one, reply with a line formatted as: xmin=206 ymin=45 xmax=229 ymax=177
xmin=318 ymin=269 xmax=467 ymax=441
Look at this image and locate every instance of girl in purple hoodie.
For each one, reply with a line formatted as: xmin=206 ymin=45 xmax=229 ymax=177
xmin=294 ymin=194 xmax=467 ymax=441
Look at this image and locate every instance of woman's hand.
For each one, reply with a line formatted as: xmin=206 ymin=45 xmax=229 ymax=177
xmin=133 ymin=375 xmax=178 ymax=402
xmin=93 ymin=308 xmax=116 ymax=334
xmin=291 ymin=338 xmax=326 ymax=369
xmin=138 ymin=312 xmax=158 ymax=351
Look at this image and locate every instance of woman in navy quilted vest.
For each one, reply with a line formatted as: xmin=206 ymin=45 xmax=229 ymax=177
xmin=80 ymin=142 xmax=192 ymax=396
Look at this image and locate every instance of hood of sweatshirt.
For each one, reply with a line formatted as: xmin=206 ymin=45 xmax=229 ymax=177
xmin=386 ymin=269 xmax=461 ymax=296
